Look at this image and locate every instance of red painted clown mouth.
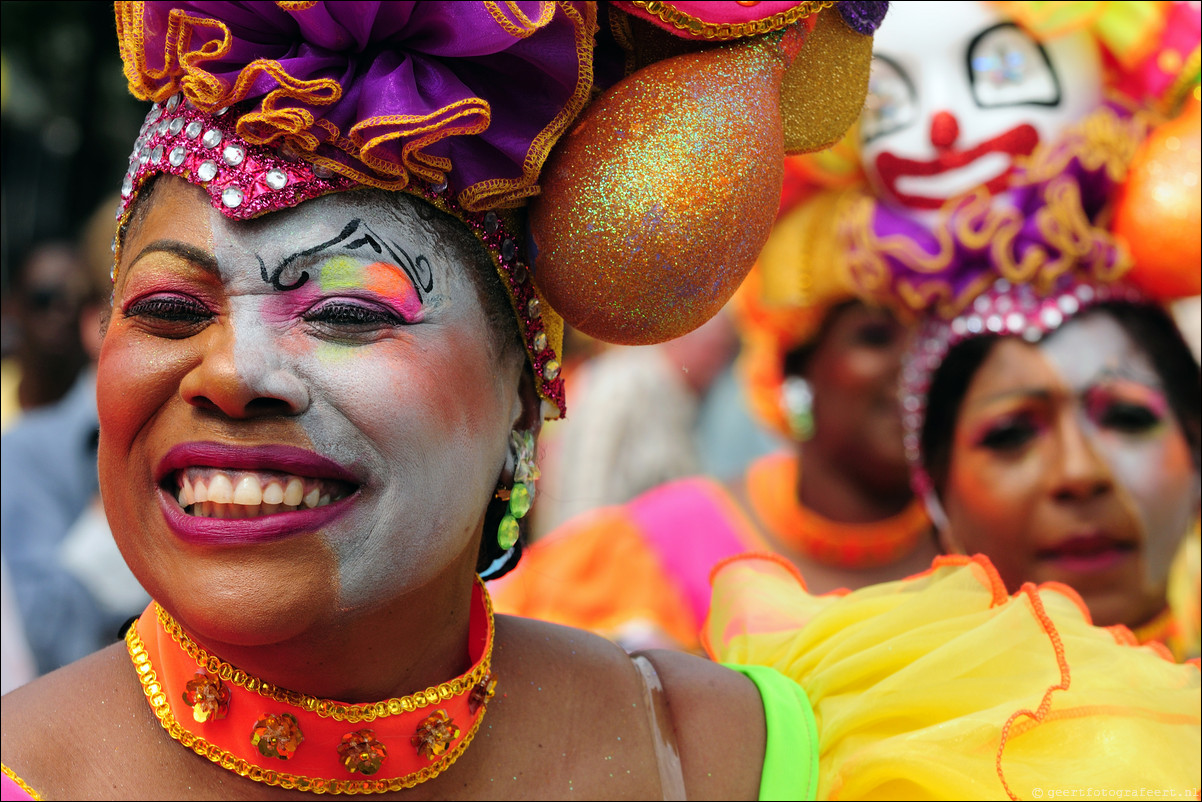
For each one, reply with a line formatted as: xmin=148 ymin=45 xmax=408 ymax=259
xmin=874 ymin=123 xmax=1040 ymax=210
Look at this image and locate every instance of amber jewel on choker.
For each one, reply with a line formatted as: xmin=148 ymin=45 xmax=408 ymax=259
xmin=126 ymin=578 xmax=497 ymax=793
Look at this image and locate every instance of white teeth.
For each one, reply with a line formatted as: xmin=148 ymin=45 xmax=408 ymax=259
xmin=262 ymin=481 xmax=285 ymax=505
xmin=208 ymin=474 xmax=234 ymax=504
xmin=233 ymin=475 xmax=263 ymax=505
xmin=176 ymin=468 xmax=351 ymax=518
xmin=283 ymin=478 xmax=304 ymax=506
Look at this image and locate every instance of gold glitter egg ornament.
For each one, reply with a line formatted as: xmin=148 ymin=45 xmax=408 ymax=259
xmin=529 ymin=32 xmax=797 ymax=345
xmin=1115 ymin=92 xmax=1201 ymax=299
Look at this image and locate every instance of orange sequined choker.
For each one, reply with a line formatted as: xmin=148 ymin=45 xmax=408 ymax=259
xmin=126 ymin=579 xmax=497 ymax=795
xmin=746 ymin=452 xmax=931 ymax=568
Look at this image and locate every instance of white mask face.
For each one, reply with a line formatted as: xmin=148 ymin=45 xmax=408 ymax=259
xmin=860 ymin=1 xmax=1103 ymax=220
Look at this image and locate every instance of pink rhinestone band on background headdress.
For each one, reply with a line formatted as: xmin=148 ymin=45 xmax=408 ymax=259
xmin=900 ymin=274 xmax=1150 ymax=497
xmin=114 ymin=95 xmax=566 ymax=417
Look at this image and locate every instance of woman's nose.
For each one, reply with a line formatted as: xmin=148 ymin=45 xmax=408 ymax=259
xmin=1050 ymin=418 xmax=1114 ymax=503
xmin=179 ymin=321 xmax=310 ymax=419
xmin=929 ymin=110 xmax=960 ymax=149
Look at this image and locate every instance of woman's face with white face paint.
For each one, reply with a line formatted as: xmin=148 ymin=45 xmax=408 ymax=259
xmin=861 ymin=1 xmax=1102 ymax=216
xmin=99 ymin=177 xmax=525 ymax=645
xmin=943 ymin=311 xmax=1200 ymax=629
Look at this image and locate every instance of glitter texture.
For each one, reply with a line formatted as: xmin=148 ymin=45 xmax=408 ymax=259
xmin=530 ymin=36 xmax=788 ymax=345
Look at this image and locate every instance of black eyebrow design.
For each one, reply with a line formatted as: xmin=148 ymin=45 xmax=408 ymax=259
xmin=128 ymin=240 xmax=220 ymax=276
xmin=260 ymin=218 xmax=434 ymax=299
xmin=260 ymin=218 xmax=363 ymax=291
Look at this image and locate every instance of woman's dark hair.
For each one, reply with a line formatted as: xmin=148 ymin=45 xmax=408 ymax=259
xmin=921 ymin=301 xmax=1202 ymax=495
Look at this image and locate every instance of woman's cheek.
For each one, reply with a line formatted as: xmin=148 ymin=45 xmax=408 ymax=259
xmin=1099 ymin=433 xmax=1198 ymax=582
xmin=97 ymin=330 xmax=184 ymax=438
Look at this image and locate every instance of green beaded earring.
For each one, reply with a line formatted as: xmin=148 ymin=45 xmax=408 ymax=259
xmin=497 ymin=430 xmax=540 ymax=551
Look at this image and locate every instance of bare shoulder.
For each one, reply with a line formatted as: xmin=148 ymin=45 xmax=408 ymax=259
xmin=488 ymin=616 xmax=763 ymax=800
xmin=639 ymin=648 xmax=766 ymax=800
xmin=1 ymin=643 xmax=160 ymax=799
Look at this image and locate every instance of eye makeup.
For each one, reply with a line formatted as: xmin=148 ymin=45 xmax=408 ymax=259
xmin=1082 ymin=380 xmax=1169 ymax=435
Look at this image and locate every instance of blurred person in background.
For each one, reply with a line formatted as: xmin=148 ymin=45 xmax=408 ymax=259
xmin=530 ymin=306 xmax=778 ymax=541
xmin=0 ymin=242 xmax=91 ymax=432
xmin=1 ymin=194 xmax=149 ymax=679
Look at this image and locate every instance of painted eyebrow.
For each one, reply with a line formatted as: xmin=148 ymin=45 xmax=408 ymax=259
xmin=127 ymin=240 xmax=220 ymax=276
xmin=971 ymin=387 xmax=1056 ymax=407
xmin=263 ymin=218 xmax=433 ymax=298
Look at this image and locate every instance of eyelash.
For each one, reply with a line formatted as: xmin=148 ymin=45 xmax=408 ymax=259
xmin=302 ymin=300 xmax=406 ymax=328
xmin=977 ymin=413 xmax=1039 ymax=452
xmin=1096 ymin=401 xmax=1161 ymax=433
xmin=124 ymin=295 xmax=212 ymax=328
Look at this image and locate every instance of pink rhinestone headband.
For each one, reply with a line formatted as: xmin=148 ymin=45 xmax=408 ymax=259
xmin=114 ymin=96 xmax=566 ymax=417
xmin=901 ymin=274 xmax=1149 ymax=496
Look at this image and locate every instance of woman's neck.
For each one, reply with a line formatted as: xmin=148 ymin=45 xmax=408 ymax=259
xmin=795 ymin=443 xmax=913 ymax=524
xmin=170 ymin=557 xmax=479 ymax=704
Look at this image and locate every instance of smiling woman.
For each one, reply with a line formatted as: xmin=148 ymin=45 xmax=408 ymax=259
xmin=0 ymin=1 xmax=896 ymax=799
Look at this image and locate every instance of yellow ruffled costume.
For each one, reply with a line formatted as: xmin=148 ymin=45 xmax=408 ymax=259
xmin=705 ymin=553 xmax=1201 ymax=800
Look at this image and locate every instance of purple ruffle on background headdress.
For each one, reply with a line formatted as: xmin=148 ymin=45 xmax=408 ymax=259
xmin=844 ymin=106 xmax=1146 ymax=325
xmin=836 ymin=1 xmax=889 ymax=34
xmin=118 ymin=1 xmax=599 ymax=212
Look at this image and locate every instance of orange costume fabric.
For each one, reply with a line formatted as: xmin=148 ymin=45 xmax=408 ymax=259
xmin=491 ymin=451 xmax=930 ymax=652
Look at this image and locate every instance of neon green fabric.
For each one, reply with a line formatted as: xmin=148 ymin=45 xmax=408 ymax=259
xmin=724 ymin=662 xmax=819 ymax=801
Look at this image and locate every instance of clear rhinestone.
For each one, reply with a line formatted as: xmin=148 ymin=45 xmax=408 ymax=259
xmin=312 ymin=164 xmax=332 ymax=178
xmin=197 ymin=160 xmax=218 ymax=182
xmin=532 ymin=331 xmax=547 ymax=353
xmin=151 ymin=145 xmax=164 ymax=163
xmin=121 ymin=173 xmax=134 ymax=198
xmin=185 ymin=121 xmax=203 ymax=139
xmin=138 ymin=149 xmax=150 ymax=165
xmin=147 ymin=105 xmax=163 ymax=124
xmin=951 ymin=317 xmax=968 ymax=336
xmin=985 ymin=314 xmax=1004 ymax=333
xmin=222 ymin=145 xmax=244 ymax=166
xmin=168 ymin=117 xmax=185 ymax=135
xmin=1076 ymin=284 xmax=1095 ymax=302
xmin=1058 ymin=295 xmax=1079 ymax=316
xmin=483 ymin=212 xmax=499 ymax=235
xmin=512 ymin=263 xmax=528 ymax=284
xmin=157 ymin=119 xmax=170 ymax=136
xmin=265 ymin=169 xmax=288 ymax=190
xmin=1005 ymin=312 xmax=1025 ymax=333
xmin=966 ymin=315 xmax=983 ymax=334
xmin=973 ymin=295 xmax=991 ymax=313
xmin=501 ymin=238 xmax=516 ymax=262
xmin=431 ymin=177 xmax=448 ymax=194
xmin=1022 ymin=327 xmax=1043 ymax=343
xmin=1040 ymin=307 xmax=1063 ymax=329
xmin=994 ymin=278 xmax=1011 ymax=293
xmin=279 ymin=142 xmax=299 ymax=161
xmin=527 ymin=297 xmax=541 ymax=317
xmin=169 ymin=146 xmax=186 ymax=167
xmin=221 ymin=186 xmax=244 ymax=208
xmin=541 ymin=360 xmax=561 ymax=381
xmin=214 ymin=106 xmax=229 ymax=117
xmin=165 ymin=94 xmax=180 ymax=112
xmin=202 ymin=129 xmax=222 ymax=148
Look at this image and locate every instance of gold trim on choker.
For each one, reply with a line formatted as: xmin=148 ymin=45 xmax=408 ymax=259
xmin=127 ymin=579 xmax=497 ymax=794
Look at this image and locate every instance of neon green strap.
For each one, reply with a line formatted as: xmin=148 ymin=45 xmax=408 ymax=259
xmin=723 ymin=663 xmax=819 ymax=801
